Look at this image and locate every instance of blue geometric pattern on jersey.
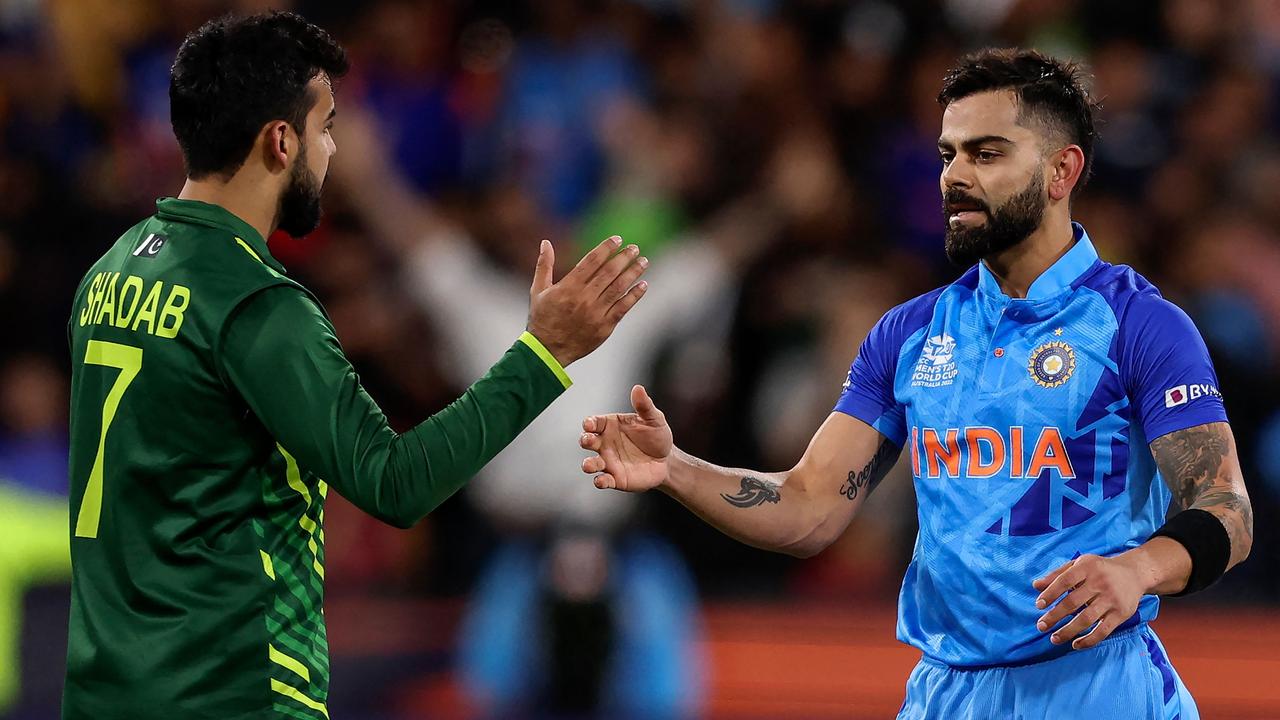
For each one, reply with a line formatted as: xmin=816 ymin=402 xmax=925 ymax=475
xmin=834 ymin=224 xmax=1229 ymax=667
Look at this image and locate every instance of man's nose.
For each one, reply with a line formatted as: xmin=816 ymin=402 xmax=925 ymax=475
xmin=941 ymin=157 xmax=974 ymax=191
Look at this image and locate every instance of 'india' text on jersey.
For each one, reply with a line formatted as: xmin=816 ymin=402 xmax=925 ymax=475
xmin=836 ymin=224 xmax=1226 ymax=666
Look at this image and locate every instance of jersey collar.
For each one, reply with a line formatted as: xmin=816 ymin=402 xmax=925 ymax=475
xmin=977 ymin=222 xmax=1097 ymax=301
xmin=155 ymin=197 xmax=287 ymax=274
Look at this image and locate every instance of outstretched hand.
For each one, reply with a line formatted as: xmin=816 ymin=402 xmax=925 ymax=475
xmin=580 ymin=385 xmax=673 ymax=492
xmin=527 ymin=236 xmax=648 ymax=367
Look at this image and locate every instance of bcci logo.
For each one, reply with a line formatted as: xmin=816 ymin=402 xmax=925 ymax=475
xmin=1029 ymin=341 xmax=1075 ymax=388
xmin=911 ymin=334 xmax=959 ymax=388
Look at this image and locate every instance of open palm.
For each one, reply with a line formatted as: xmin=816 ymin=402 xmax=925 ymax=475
xmin=580 ymin=385 xmax=673 ymax=492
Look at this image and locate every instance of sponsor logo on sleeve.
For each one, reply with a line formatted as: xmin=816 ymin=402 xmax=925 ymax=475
xmin=1165 ymin=383 xmax=1221 ymax=408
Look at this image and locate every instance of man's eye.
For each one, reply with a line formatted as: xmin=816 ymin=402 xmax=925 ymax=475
xmin=940 ymin=155 xmax=953 ymax=166
xmin=977 ymin=151 xmax=999 ymax=162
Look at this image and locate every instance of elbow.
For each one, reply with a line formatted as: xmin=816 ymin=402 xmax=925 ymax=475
xmin=782 ymin=541 xmax=824 ymax=559
xmin=779 ymin=510 xmax=840 ymax=559
xmin=783 ymin=530 xmax=839 ymax=559
xmin=372 ymin=497 xmax=435 ymax=530
xmin=1228 ymin=494 xmax=1254 ymax=567
xmin=1236 ymin=522 xmax=1254 ymax=565
xmin=366 ymin=506 xmax=421 ymax=530
xmin=385 ymin=512 xmax=421 ymax=531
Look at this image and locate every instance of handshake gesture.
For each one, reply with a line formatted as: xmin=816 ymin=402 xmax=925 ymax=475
xmin=521 ymin=235 xmax=671 ymax=491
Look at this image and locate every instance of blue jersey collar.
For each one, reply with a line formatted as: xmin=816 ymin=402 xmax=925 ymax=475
xmin=977 ymin=222 xmax=1098 ymax=301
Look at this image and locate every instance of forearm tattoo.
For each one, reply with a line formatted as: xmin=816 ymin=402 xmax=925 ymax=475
xmin=839 ymin=440 xmax=898 ymax=502
xmin=1151 ymin=423 xmax=1254 ymax=553
xmin=1151 ymin=426 xmax=1227 ymax=510
xmin=721 ymin=476 xmax=782 ymax=508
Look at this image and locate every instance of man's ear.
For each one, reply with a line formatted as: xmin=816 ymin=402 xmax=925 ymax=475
xmin=263 ymin=120 xmax=292 ymax=171
xmin=1047 ymin=145 xmax=1085 ymax=202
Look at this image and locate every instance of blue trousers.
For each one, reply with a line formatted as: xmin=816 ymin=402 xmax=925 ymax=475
xmin=898 ymin=624 xmax=1198 ymax=720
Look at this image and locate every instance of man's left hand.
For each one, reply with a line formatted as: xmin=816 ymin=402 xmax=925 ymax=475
xmin=1031 ymin=553 xmax=1146 ymax=650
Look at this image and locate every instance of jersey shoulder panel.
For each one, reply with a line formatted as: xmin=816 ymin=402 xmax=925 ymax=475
xmin=1076 ymin=261 xmax=1226 ymax=439
xmin=1074 ymin=260 xmax=1163 ymax=322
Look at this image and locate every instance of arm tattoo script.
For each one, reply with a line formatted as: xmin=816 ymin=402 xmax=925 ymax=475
xmin=721 ymin=476 xmax=782 ymax=508
xmin=839 ymin=440 xmax=898 ymax=502
xmin=1150 ymin=423 xmax=1254 ymax=552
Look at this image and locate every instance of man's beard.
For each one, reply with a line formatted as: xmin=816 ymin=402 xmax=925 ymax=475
xmin=943 ymin=173 xmax=1046 ymax=267
xmin=277 ymin=148 xmax=324 ymax=238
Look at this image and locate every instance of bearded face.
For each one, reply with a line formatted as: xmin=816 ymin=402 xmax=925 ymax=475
xmin=942 ymin=170 xmax=1046 ymax=268
xmin=276 ymin=141 xmax=324 ymax=238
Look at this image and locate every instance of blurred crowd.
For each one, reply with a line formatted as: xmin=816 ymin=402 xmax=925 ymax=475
xmin=2 ymin=0 xmax=1280 ymax=717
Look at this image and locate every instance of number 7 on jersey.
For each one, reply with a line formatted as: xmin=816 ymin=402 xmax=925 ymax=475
xmin=76 ymin=340 xmax=143 ymax=538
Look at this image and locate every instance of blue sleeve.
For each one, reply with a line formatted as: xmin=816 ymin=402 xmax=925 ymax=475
xmin=834 ymin=311 xmax=907 ymax=446
xmin=1119 ymin=295 xmax=1228 ymax=441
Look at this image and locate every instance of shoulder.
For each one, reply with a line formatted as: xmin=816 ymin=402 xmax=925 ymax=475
xmin=1075 ymin=261 xmax=1197 ymax=334
xmin=217 ymin=283 xmax=336 ymax=360
xmin=161 ymin=221 xmax=313 ymax=318
xmin=226 ymin=281 xmax=328 ymax=331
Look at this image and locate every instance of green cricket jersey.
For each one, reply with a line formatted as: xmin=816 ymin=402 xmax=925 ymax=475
xmin=63 ymin=198 xmax=571 ymax=719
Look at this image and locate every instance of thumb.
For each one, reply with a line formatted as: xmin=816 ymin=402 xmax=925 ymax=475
xmin=531 ymin=239 xmax=554 ymax=295
xmin=631 ymin=384 xmax=662 ymax=422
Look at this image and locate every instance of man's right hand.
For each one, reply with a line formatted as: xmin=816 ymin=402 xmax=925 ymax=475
xmin=579 ymin=385 xmax=673 ymax=492
xmin=527 ymin=235 xmax=648 ymax=366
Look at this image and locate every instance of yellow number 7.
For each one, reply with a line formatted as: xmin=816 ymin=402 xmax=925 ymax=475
xmin=76 ymin=340 xmax=143 ymax=538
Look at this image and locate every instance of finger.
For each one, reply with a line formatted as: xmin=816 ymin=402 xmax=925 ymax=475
xmin=1037 ymin=583 xmax=1097 ymax=632
xmin=601 ymin=253 xmax=648 ymax=301
xmin=1035 ymin=562 xmax=1084 ymax=609
xmin=580 ymin=432 xmax=601 ymax=451
xmin=583 ymin=416 xmax=607 ymax=433
xmin=587 ymin=243 xmax=640 ymax=295
xmin=1032 ymin=558 xmax=1076 ymax=591
xmin=630 ymin=384 xmax=664 ymax=422
xmin=530 ymin=239 xmax=554 ymax=295
xmin=582 ymin=455 xmax=607 ymax=474
xmin=1050 ymin=603 xmax=1106 ymax=646
xmin=565 ymin=235 xmax=622 ymax=285
xmin=607 ymin=280 xmax=648 ymax=323
xmin=1072 ymin=613 xmax=1118 ymax=650
xmin=593 ymin=473 xmax=617 ymax=490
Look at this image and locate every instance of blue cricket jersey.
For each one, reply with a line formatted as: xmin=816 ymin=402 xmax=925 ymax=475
xmin=835 ymin=223 xmax=1228 ymax=667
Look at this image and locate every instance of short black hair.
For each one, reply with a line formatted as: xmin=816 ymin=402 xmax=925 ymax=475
xmin=938 ymin=48 xmax=1099 ymax=197
xmin=170 ymin=11 xmax=349 ymax=180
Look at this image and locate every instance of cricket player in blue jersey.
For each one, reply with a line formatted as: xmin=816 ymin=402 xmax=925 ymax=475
xmin=577 ymin=48 xmax=1254 ymax=719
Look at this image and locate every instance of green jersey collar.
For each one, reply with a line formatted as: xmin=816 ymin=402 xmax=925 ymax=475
xmin=155 ymin=197 xmax=287 ymax=274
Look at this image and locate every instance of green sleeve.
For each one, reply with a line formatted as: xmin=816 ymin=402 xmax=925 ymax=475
xmin=218 ymin=285 xmax=571 ymax=528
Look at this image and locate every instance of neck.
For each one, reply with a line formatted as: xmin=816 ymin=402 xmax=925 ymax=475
xmin=982 ymin=214 xmax=1075 ymax=299
xmin=177 ymin=174 xmax=278 ymax=241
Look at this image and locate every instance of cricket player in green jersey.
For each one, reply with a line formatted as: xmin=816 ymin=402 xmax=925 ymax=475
xmin=62 ymin=12 xmax=649 ymax=720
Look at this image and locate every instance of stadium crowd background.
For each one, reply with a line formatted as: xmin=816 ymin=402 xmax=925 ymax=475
xmin=0 ymin=0 xmax=1278 ymax=718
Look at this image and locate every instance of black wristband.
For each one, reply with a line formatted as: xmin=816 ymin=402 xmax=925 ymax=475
xmin=1151 ymin=508 xmax=1231 ymax=596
